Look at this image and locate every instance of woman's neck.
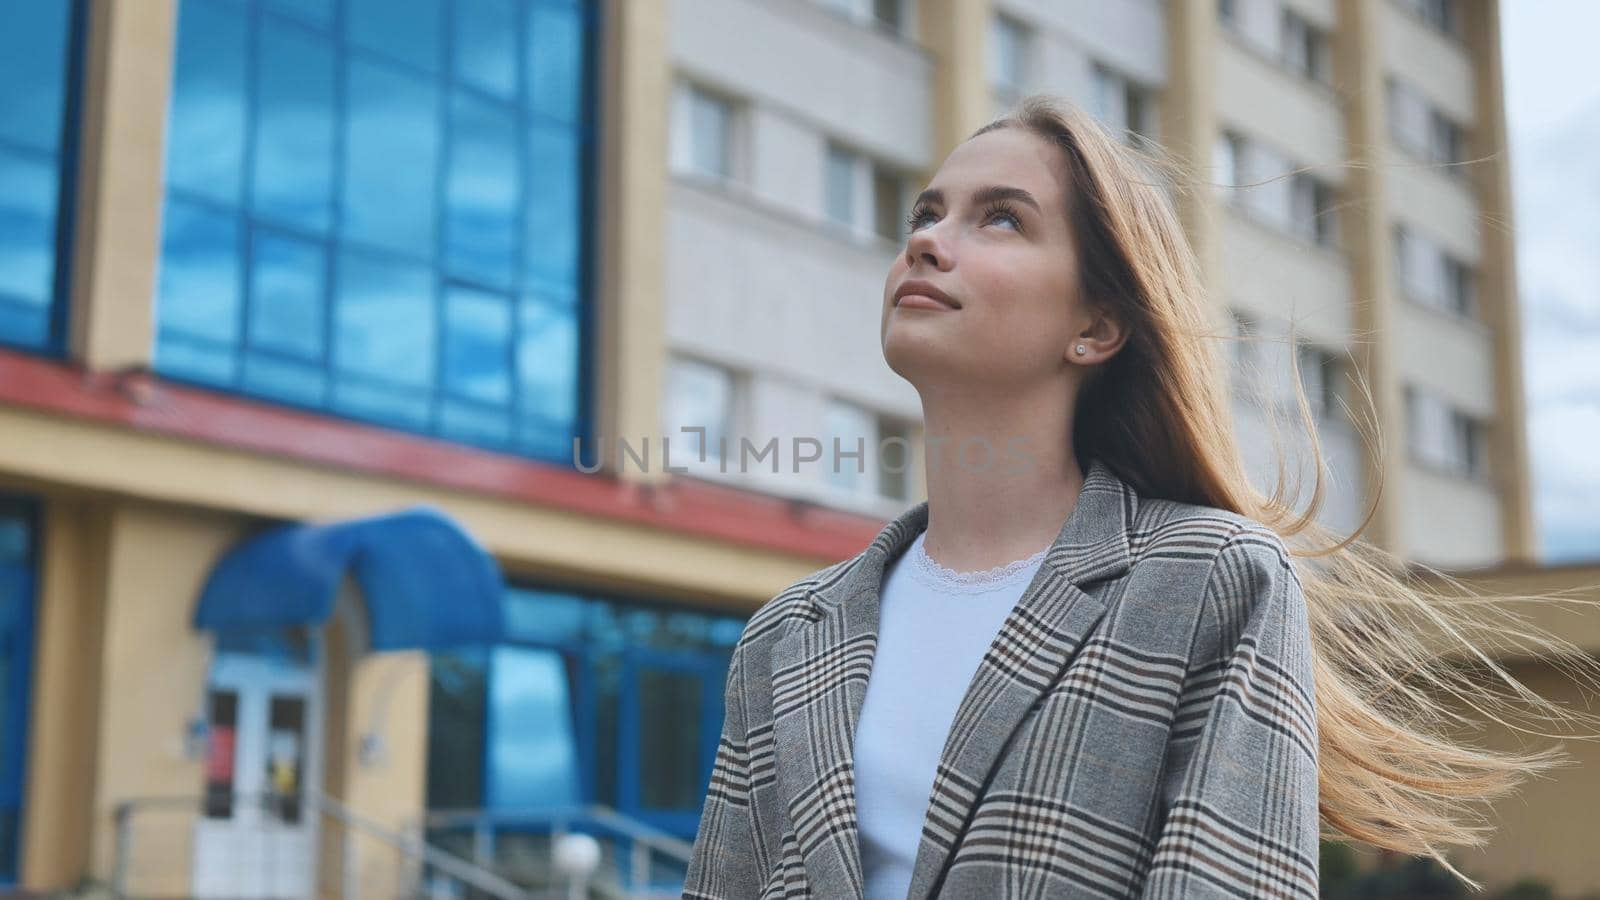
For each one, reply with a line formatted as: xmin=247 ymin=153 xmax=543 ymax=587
xmin=916 ymin=384 xmax=1085 ymax=574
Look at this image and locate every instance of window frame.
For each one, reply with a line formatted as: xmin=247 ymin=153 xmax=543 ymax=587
xmin=152 ymin=0 xmax=597 ymax=465
xmin=0 ymin=0 xmax=87 ymax=358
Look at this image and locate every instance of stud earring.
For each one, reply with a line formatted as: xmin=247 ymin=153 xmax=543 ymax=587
xmin=1075 ymin=344 xmax=1088 ymax=356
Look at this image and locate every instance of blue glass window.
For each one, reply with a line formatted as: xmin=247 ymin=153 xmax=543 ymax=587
xmin=156 ymin=0 xmax=594 ymax=465
xmin=427 ymin=586 xmax=744 ymax=842
xmin=0 ymin=0 xmax=81 ymax=353
xmin=0 ymin=500 xmax=39 ymax=884
xmin=253 ymin=20 xmax=335 ymax=234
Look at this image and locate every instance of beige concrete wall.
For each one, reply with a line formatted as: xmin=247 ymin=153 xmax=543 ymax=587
xmin=67 ymin=0 xmax=173 ymax=373
xmin=1443 ymin=660 xmax=1600 ymax=896
xmin=1462 ymin=0 xmax=1535 ymax=564
xmin=334 ymin=653 xmax=432 ymax=896
xmin=1400 ymin=462 xmax=1505 ymax=567
xmin=19 ymin=496 xmax=109 ymax=887
xmin=593 ymin=0 xmax=670 ymax=485
xmin=1334 ymin=0 xmax=1408 ymax=556
xmin=321 ymin=590 xmax=432 ymax=897
xmin=921 ymin=0 xmax=992 ymax=161
xmin=88 ymin=500 xmax=242 ymax=890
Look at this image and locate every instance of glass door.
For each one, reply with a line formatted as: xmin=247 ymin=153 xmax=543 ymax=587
xmin=617 ymin=647 xmax=725 ymax=839
xmin=192 ymin=636 xmax=322 ymax=899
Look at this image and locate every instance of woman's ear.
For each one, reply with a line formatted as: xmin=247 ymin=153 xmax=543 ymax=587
xmin=1067 ymin=306 xmax=1128 ymax=365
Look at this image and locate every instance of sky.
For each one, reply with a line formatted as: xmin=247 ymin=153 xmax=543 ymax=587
xmin=1500 ymin=1 xmax=1600 ymax=563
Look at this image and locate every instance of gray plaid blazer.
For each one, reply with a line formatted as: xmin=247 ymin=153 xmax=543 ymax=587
xmin=684 ymin=458 xmax=1320 ymax=899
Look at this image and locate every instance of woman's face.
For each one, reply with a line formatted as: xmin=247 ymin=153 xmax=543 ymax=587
xmin=881 ymin=127 xmax=1088 ymax=392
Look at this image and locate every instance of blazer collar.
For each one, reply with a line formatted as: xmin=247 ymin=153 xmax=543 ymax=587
xmin=769 ymin=458 xmax=1139 ymax=900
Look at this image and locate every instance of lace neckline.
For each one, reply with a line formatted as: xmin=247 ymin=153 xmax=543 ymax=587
xmin=904 ymin=530 xmax=1049 ymax=594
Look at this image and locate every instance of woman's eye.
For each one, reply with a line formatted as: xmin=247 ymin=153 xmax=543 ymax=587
xmin=986 ymin=207 xmax=1021 ymax=230
xmin=904 ymin=205 xmax=1021 ymax=234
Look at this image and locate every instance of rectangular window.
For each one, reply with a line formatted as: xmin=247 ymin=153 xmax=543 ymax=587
xmin=430 ymin=589 xmax=746 ymax=832
xmin=1397 ymin=0 xmax=1460 ymax=38
xmin=1090 ymin=63 xmax=1154 ymax=148
xmin=155 ymin=0 xmax=593 ymax=465
xmin=665 ymin=356 xmax=737 ymax=467
xmin=1228 ymin=310 xmax=1259 ymax=379
xmin=265 ymin=695 xmax=307 ymax=825
xmin=1405 ymin=385 xmax=1486 ymax=478
xmin=815 ymin=0 xmax=909 ymax=36
xmin=202 ymin=689 xmax=240 ymax=820
xmin=989 ymin=14 xmax=1030 ymax=97
xmin=1290 ymin=174 xmax=1338 ymax=247
xmin=1429 ymin=110 xmax=1465 ymax=166
xmin=0 ymin=501 xmax=39 ymax=882
xmin=1214 ymin=129 xmax=1244 ymax=197
xmin=0 ymin=1 xmax=80 ymax=354
xmin=1444 ymin=256 xmax=1476 ymax=318
xmin=872 ymin=165 xmax=907 ymax=243
xmin=1296 ymin=341 xmax=1340 ymax=420
xmin=824 ymin=399 xmax=877 ymax=496
xmin=1386 ymin=76 xmax=1430 ymax=159
xmin=672 ymin=82 xmax=736 ymax=182
xmin=872 ymin=0 xmax=906 ymax=33
xmin=825 ymin=142 xmax=859 ymax=229
xmin=1388 ymin=75 xmax=1464 ymax=167
xmin=1395 ymin=223 xmax=1430 ymax=302
xmin=1279 ymin=9 xmax=1331 ymax=84
xmin=1239 ymin=139 xmax=1295 ymax=233
xmin=1394 ymin=223 xmax=1476 ymax=319
xmin=877 ymin=416 xmax=913 ymax=501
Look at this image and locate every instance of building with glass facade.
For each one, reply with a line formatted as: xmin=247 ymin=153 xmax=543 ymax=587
xmin=0 ymin=0 xmax=1596 ymax=896
xmin=0 ymin=0 xmax=865 ymax=893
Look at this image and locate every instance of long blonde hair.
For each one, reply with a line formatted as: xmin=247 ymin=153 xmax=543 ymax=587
xmin=973 ymin=94 xmax=1600 ymax=890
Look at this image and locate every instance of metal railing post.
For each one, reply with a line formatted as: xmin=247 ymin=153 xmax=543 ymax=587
xmin=111 ymin=803 xmax=132 ymax=899
xmin=474 ymin=817 xmax=495 ymax=869
xmin=342 ymin=827 xmax=360 ymax=900
xmin=630 ymin=838 xmax=650 ymax=893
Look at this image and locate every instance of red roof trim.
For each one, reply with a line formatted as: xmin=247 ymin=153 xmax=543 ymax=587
xmin=0 ymin=349 xmax=887 ymax=560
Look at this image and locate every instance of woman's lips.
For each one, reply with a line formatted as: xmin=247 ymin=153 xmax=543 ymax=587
xmin=896 ymin=294 xmax=959 ymax=310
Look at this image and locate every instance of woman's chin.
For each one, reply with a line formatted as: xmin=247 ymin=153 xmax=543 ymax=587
xmin=883 ymin=331 xmax=962 ymax=378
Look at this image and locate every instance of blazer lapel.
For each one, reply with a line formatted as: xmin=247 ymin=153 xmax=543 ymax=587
xmin=770 ymin=498 xmax=928 ymax=900
xmin=769 ymin=458 xmax=1138 ymax=900
xmin=906 ymin=459 xmax=1138 ymax=900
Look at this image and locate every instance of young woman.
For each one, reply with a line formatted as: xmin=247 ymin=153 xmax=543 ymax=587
xmin=683 ymin=95 xmax=1598 ymax=899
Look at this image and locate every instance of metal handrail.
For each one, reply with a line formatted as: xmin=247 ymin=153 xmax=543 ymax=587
xmin=422 ymin=803 xmax=694 ymax=894
xmin=423 ymin=803 xmax=694 ymax=862
xmin=112 ymin=789 xmax=533 ymax=900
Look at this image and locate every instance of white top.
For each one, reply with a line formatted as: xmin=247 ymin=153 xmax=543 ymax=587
xmin=853 ymin=529 xmax=1050 ymax=900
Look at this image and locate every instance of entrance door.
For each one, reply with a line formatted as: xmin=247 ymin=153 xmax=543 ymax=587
xmin=192 ymin=636 xmax=322 ymax=899
xmin=617 ymin=647 xmax=726 ymax=839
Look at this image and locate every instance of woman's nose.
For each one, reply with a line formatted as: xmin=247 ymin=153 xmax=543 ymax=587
xmin=905 ymin=225 xmax=951 ymax=271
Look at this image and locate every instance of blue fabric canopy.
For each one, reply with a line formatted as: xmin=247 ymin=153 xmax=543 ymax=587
xmin=193 ymin=506 xmax=506 ymax=651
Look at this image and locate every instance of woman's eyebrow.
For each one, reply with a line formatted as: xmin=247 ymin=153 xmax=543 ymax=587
xmin=912 ymin=185 xmax=1043 ymax=214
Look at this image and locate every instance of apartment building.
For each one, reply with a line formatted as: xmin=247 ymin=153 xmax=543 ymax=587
xmin=0 ymin=0 xmax=1592 ymax=895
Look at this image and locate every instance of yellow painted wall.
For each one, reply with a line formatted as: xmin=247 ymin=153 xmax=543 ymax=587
xmin=86 ymin=500 xmax=242 ymax=892
xmin=67 ymin=0 xmax=172 ymax=373
xmin=16 ymin=493 xmax=441 ymax=893
xmin=330 ymin=651 xmax=433 ymax=896
xmin=1444 ymin=661 xmax=1600 ymax=896
xmin=20 ymin=496 xmax=109 ymax=887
